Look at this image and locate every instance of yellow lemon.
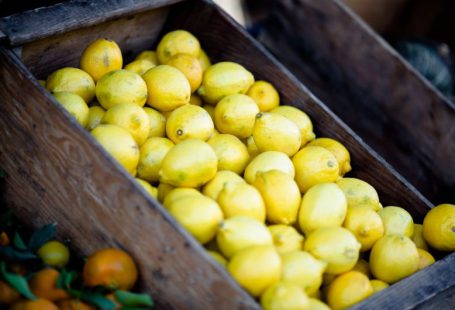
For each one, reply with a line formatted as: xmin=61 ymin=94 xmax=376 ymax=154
xmin=228 ymin=245 xmax=281 ymax=297
xmin=198 ymin=62 xmax=255 ymax=104
xmin=370 ymin=279 xmax=389 ymax=293
xmin=417 ymin=248 xmax=435 ymax=270
xmin=271 ymin=105 xmax=315 ymax=147
xmin=298 ymin=183 xmax=347 ymax=235
xmin=157 ymin=183 xmax=174 ymax=202
xmin=143 ymin=107 xmax=166 ymax=138
xmin=245 ymin=136 xmax=260 ymax=159
xmin=124 ymin=59 xmax=155 ymax=76
xmin=304 ymin=227 xmax=361 ymax=275
xmin=214 ymin=94 xmax=259 ymax=138
xmin=327 ymin=271 xmax=373 ymax=310
xmin=189 ymin=94 xmax=203 ymax=106
xmin=135 ymin=178 xmax=158 ymax=199
xmin=293 ymin=146 xmax=340 ymax=193
xmin=281 ymin=251 xmax=326 ymax=296
xmin=202 ymin=170 xmax=245 ymax=200
xmin=268 ymin=225 xmax=304 ymax=254
xmin=208 ymin=134 xmax=250 ymax=174
xmin=95 ymin=70 xmax=147 ymax=109
xmin=167 ymin=53 xmax=203 ymax=92
xmin=261 ymin=282 xmax=308 ymax=310
xmin=202 ymin=104 xmax=215 ymax=119
xmin=166 ymin=105 xmax=214 ymax=143
xmin=102 ymin=103 xmax=150 ymax=145
xmin=80 ymin=38 xmax=122 ymax=81
xmin=369 ymin=234 xmax=419 ymax=283
xmin=168 ymin=194 xmax=223 ymax=244
xmin=142 ymin=65 xmax=191 ymax=111
xmin=253 ymin=170 xmax=301 ymax=225
xmin=411 ymin=224 xmax=429 ymax=250
xmin=351 ymin=259 xmax=371 ymax=278
xmin=246 ymin=80 xmax=280 ymax=111
xmin=217 ymin=216 xmax=273 ymax=259
xmin=343 ymin=206 xmax=384 ymax=251
xmin=378 ymin=206 xmax=414 ymax=237
xmin=307 ymin=138 xmax=352 ymax=176
xmin=135 ymin=50 xmax=158 ymax=64
xmin=423 ymin=203 xmax=455 ymax=251
xmin=253 ymin=112 xmax=302 ymax=157
xmin=198 ymin=49 xmax=212 ymax=72
xmin=137 ymin=137 xmax=174 ymax=182
xmin=86 ymin=106 xmax=105 ymax=131
xmin=244 ymin=151 xmax=295 ymax=184
xmin=207 ymin=250 xmax=227 ymax=267
xmin=307 ymin=298 xmax=330 ymax=310
xmin=46 ymin=67 xmax=95 ymax=103
xmin=163 ymin=187 xmax=201 ymax=209
xmin=52 ymin=92 xmax=89 ymax=127
xmin=336 ymin=178 xmax=380 ymax=211
xmin=91 ymin=124 xmax=139 ymax=175
xmin=159 ymin=139 xmax=217 ymax=187
xmin=157 ymin=30 xmax=200 ymax=64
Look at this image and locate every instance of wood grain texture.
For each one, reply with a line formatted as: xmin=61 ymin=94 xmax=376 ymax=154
xmin=0 ymin=46 xmax=259 ymax=310
xmin=259 ymin=0 xmax=455 ymax=203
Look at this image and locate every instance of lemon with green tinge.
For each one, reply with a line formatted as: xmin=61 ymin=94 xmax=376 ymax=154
xmin=202 ymin=170 xmax=245 ymax=200
xmin=143 ymin=107 xmax=166 ymax=138
xmin=423 ymin=203 xmax=455 ymax=251
xmin=228 ymin=245 xmax=281 ymax=297
xmin=336 ymin=178 xmax=380 ymax=211
xmin=208 ymin=134 xmax=250 ymax=174
xmin=343 ymin=206 xmax=384 ymax=251
xmin=327 ymin=271 xmax=373 ymax=310
xmin=46 ymin=67 xmax=95 ymax=103
xmin=304 ymin=227 xmax=361 ymax=275
xmin=369 ymin=234 xmax=419 ymax=283
xmin=142 ymin=65 xmax=191 ymax=112
xmin=253 ymin=112 xmax=302 ymax=157
xmin=137 ymin=137 xmax=174 ymax=183
xmin=159 ymin=139 xmax=217 ymax=187
xmin=166 ymin=104 xmax=214 ymax=143
xmin=167 ymin=53 xmax=203 ymax=93
xmin=378 ymin=206 xmax=414 ymax=237
xmin=216 ymin=216 xmax=273 ymax=259
xmin=260 ymin=282 xmax=309 ymax=310
xmin=281 ymin=251 xmax=326 ymax=296
xmin=416 ymin=248 xmax=435 ymax=270
xmin=253 ymin=170 xmax=301 ymax=225
xmin=80 ymin=38 xmax=123 ymax=81
xmin=53 ymin=92 xmax=89 ymax=127
xmin=411 ymin=224 xmax=429 ymax=250
xmin=293 ymin=146 xmax=340 ymax=193
xmin=86 ymin=106 xmax=105 ymax=131
xmin=135 ymin=50 xmax=158 ymax=64
xmin=244 ymin=151 xmax=295 ymax=184
xmin=157 ymin=183 xmax=175 ymax=202
xmin=307 ymin=298 xmax=330 ymax=310
xmin=246 ymin=80 xmax=280 ymax=112
xmin=189 ymin=94 xmax=203 ymax=106
xmin=157 ymin=30 xmax=201 ymax=64
xmin=271 ymin=105 xmax=315 ymax=147
xmin=268 ymin=225 xmax=304 ymax=254
xmin=208 ymin=250 xmax=227 ymax=267
xmin=308 ymin=138 xmax=352 ymax=176
xmin=246 ymin=136 xmax=261 ymax=159
xmin=198 ymin=49 xmax=212 ymax=72
xmin=96 ymin=70 xmax=148 ymax=109
xmin=351 ymin=259 xmax=371 ymax=278
xmin=135 ymin=178 xmax=158 ymax=199
xmin=198 ymin=62 xmax=255 ymax=104
xmin=91 ymin=124 xmax=139 ymax=175
xmin=163 ymin=188 xmax=201 ymax=209
xmin=370 ymin=279 xmax=389 ymax=293
xmin=124 ymin=59 xmax=155 ymax=76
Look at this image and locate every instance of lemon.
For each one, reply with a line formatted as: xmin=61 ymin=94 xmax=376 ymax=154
xmin=102 ymin=104 xmax=150 ymax=145
xmin=416 ymin=248 xmax=435 ymax=270
xmin=351 ymin=259 xmax=371 ymax=278
xmin=208 ymin=134 xmax=249 ymax=174
xmin=46 ymin=67 xmax=95 ymax=103
xmin=370 ymin=279 xmax=389 ymax=293
xmin=327 ymin=271 xmax=373 ymax=310
xmin=307 ymin=298 xmax=330 ymax=310
xmin=271 ymin=105 xmax=315 ymax=147
xmin=298 ymin=183 xmax=347 ymax=235
xmin=244 ymin=151 xmax=295 ymax=184
xmin=163 ymin=188 xmax=202 ymax=209
xmin=214 ymin=94 xmax=259 ymax=138
xmin=137 ymin=137 xmax=174 ymax=182
xmin=423 ymin=203 xmax=455 ymax=251
xmin=135 ymin=178 xmax=158 ymax=199
xmin=91 ymin=124 xmax=139 ymax=175
xmin=378 ymin=206 xmax=414 ymax=237
xmin=143 ymin=107 xmax=166 ymax=138
xmin=216 ymin=216 xmax=273 ymax=259
xmin=268 ymin=225 xmax=304 ymax=254
xmin=189 ymin=94 xmax=203 ymax=106
xmin=246 ymin=81 xmax=280 ymax=111
xmin=202 ymin=104 xmax=215 ymax=119
xmin=217 ymin=183 xmax=266 ymax=222
xmin=308 ymin=138 xmax=351 ymax=176
xmin=281 ymin=251 xmax=326 ymax=296
xmin=52 ymin=92 xmax=89 ymax=127
xmin=343 ymin=206 xmax=384 ymax=251
xmin=253 ymin=112 xmax=302 ymax=157
xmin=335 ymin=178 xmax=380 ymax=211
xmin=96 ymin=70 xmax=147 ymax=109
xmin=136 ymin=50 xmax=158 ymax=64
xmin=260 ymin=282 xmax=308 ymax=310
xmin=159 ymin=139 xmax=217 ymax=187
xmin=304 ymin=227 xmax=361 ymax=275
xmin=322 ymin=273 xmax=337 ymax=286
xmin=411 ymin=224 xmax=429 ymax=250
xmin=124 ymin=59 xmax=155 ymax=76
xmin=207 ymin=250 xmax=227 ymax=267
xmin=253 ymin=170 xmax=301 ymax=224
xmin=157 ymin=183 xmax=174 ymax=202
xmin=245 ymin=136 xmax=260 ymax=159
xmin=228 ymin=245 xmax=281 ymax=297
xmin=167 ymin=53 xmax=203 ymax=93
xmin=157 ymin=30 xmax=200 ymax=64
xmin=369 ymin=234 xmax=419 ymax=283
xmin=80 ymin=38 xmax=123 ymax=81
xmin=142 ymin=65 xmax=191 ymax=111
xmin=202 ymin=170 xmax=245 ymax=200
xmin=293 ymin=146 xmax=340 ymax=193
xmin=198 ymin=62 xmax=255 ymax=104
xmin=198 ymin=49 xmax=212 ymax=72
xmin=167 ymin=194 xmax=223 ymax=244
xmin=86 ymin=106 xmax=105 ymax=130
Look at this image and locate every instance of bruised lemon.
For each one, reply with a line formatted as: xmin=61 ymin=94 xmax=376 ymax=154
xmin=327 ymin=271 xmax=373 ymax=310
xmin=137 ymin=137 xmax=174 ymax=182
xmin=370 ymin=279 xmax=389 ymax=293
xmin=207 ymin=250 xmax=227 ymax=267
xmin=135 ymin=178 xmax=158 ymax=199
xmin=208 ymin=134 xmax=249 ymax=174
xmin=53 ymin=92 xmax=89 ymax=127
xmin=124 ymin=59 xmax=155 ymax=76
xmin=423 ymin=203 xmax=455 ymax=251
xmin=378 ymin=206 xmax=414 ymax=237
xmin=143 ymin=107 xmax=166 ymax=138
xmin=344 ymin=206 xmax=384 ymax=251
xmin=86 ymin=106 xmax=105 ymax=131
xmin=336 ymin=178 xmax=380 ymax=211
xmin=157 ymin=30 xmax=200 ymax=64
xmin=163 ymin=188 xmax=201 ymax=209
xmin=80 ymin=38 xmax=122 ymax=81
xmin=167 ymin=53 xmax=203 ymax=92
xmin=202 ymin=170 xmax=245 ymax=200
xmin=271 ymin=105 xmax=315 ymax=147
xmin=166 ymin=105 xmax=214 ymax=143
xmin=308 ymin=138 xmax=351 ymax=176
xmin=246 ymin=80 xmax=280 ymax=111
xmin=417 ymin=248 xmax=435 ymax=270
xmin=198 ymin=49 xmax=212 ymax=72
xmin=268 ymin=225 xmax=304 ymax=254
xmin=411 ymin=224 xmax=429 ymax=250
xmin=46 ymin=67 xmax=95 ymax=103
xmin=244 ymin=151 xmax=295 ymax=184
xmin=261 ymin=282 xmax=308 ymax=310
xmin=135 ymin=50 xmax=158 ymax=64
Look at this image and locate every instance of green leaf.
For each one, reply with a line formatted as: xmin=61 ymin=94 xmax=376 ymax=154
xmin=0 ymin=246 xmax=37 ymax=261
xmin=77 ymin=291 xmax=117 ymax=310
xmin=0 ymin=261 xmax=36 ymax=300
xmin=13 ymin=233 xmax=27 ymax=250
xmin=57 ymin=269 xmax=77 ymax=290
xmin=115 ymin=290 xmax=154 ymax=308
xmin=28 ymin=223 xmax=57 ymax=251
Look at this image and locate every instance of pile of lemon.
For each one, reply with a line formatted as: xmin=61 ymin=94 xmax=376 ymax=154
xmin=42 ymin=30 xmax=455 ymax=310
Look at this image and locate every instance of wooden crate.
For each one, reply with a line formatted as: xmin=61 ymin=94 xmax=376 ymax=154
xmin=0 ymin=0 xmax=453 ymax=308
